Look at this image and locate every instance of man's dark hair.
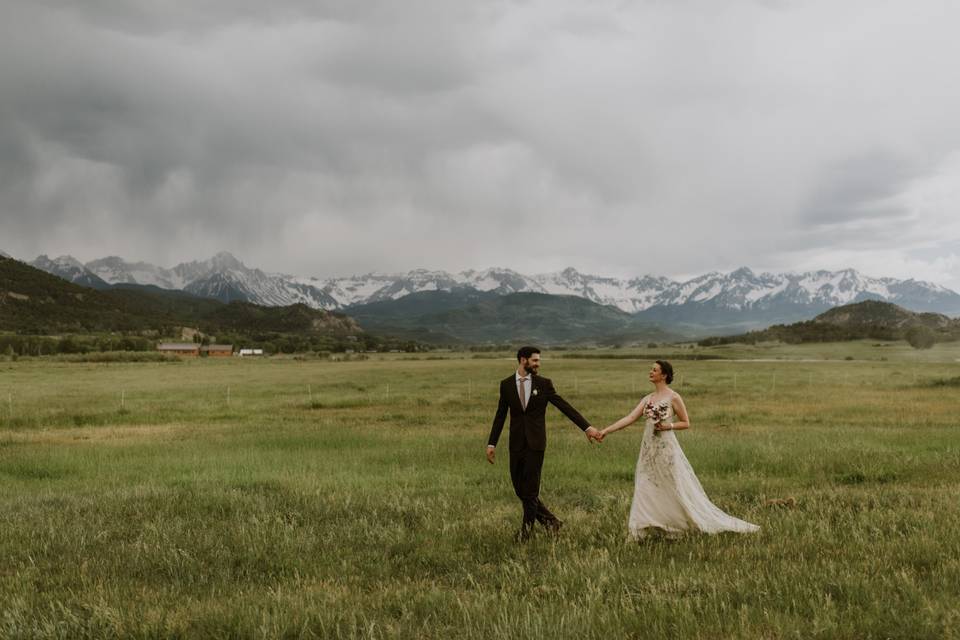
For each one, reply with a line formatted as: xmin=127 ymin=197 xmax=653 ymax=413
xmin=517 ymin=346 xmax=541 ymax=362
xmin=655 ymin=359 xmax=674 ymax=384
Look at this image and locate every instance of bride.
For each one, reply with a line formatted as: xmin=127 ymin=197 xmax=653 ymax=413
xmin=598 ymin=360 xmax=759 ymax=539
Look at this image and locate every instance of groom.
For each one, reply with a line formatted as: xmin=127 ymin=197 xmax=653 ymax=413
xmin=486 ymin=346 xmax=600 ymax=539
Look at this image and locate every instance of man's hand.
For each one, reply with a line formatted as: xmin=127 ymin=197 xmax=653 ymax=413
xmin=486 ymin=446 xmax=496 ymax=464
xmin=585 ymin=426 xmax=602 ymax=443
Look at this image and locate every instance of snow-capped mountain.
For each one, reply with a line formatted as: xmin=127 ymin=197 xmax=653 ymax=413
xmin=28 ymin=252 xmax=960 ymax=325
xmin=184 ymin=265 xmax=339 ymax=308
xmin=85 ymin=252 xmax=339 ymax=309
xmin=289 ymin=267 xmax=545 ymax=308
xmin=315 ymin=267 xmax=661 ymax=309
xmin=623 ymin=267 xmax=960 ymax=330
xmin=169 ymin=252 xmax=338 ymax=309
xmin=30 ymin=255 xmax=111 ymax=290
xmin=463 ymin=268 xmax=546 ymax=296
xmin=530 ymin=268 xmax=676 ymax=313
xmin=320 ymin=265 xmax=960 ymax=316
xmin=646 ymin=267 xmax=959 ymax=313
xmin=86 ymin=256 xmax=188 ymax=290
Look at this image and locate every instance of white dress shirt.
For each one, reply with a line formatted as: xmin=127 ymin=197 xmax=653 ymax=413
xmin=515 ymin=370 xmax=532 ymax=407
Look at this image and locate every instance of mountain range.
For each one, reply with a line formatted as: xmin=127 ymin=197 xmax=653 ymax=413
xmin=0 ymin=255 xmax=363 ymax=343
xmin=0 ymin=256 xmax=666 ymax=346
xmin=11 ymin=251 xmax=960 ymax=334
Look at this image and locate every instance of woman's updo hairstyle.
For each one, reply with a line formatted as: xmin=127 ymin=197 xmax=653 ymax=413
xmin=655 ymin=359 xmax=674 ymax=384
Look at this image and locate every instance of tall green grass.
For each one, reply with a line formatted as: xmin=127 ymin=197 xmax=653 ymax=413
xmin=1 ymin=346 xmax=959 ymax=638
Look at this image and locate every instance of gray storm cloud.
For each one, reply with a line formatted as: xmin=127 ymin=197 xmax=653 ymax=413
xmin=2 ymin=0 xmax=960 ymax=287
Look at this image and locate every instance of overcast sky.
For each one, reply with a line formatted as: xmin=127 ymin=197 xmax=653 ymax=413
xmin=2 ymin=0 xmax=960 ymax=288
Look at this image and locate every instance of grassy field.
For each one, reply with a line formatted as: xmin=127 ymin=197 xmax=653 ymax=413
xmin=1 ymin=342 xmax=959 ymax=639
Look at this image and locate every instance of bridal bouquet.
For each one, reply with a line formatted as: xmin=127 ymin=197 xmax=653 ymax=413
xmin=645 ymin=400 xmax=669 ymax=430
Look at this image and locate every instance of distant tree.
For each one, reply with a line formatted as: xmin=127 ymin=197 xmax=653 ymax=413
xmin=57 ymin=336 xmax=82 ymax=354
xmin=905 ymin=325 xmax=936 ymax=349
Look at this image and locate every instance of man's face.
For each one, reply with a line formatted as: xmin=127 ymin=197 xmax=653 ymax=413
xmin=520 ymin=353 xmax=541 ymax=374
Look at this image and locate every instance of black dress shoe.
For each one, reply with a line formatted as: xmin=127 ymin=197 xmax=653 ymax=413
xmin=544 ymin=519 xmax=564 ymax=534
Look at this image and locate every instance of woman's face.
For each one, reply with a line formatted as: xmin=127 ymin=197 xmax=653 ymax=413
xmin=648 ymin=363 xmax=663 ymax=382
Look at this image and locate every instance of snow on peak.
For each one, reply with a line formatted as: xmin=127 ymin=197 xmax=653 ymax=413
xmin=208 ymin=251 xmax=245 ymax=271
xmin=312 ymin=265 xmax=960 ymax=313
xmin=28 ymin=252 xmax=960 ymax=316
xmin=33 ymin=254 xmax=84 ymax=269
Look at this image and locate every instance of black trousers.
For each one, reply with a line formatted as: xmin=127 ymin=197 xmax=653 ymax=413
xmin=509 ymin=447 xmax=560 ymax=529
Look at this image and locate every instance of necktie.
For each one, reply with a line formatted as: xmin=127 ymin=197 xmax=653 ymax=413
xmin=518 ymin=377 xmax=527 ymax=410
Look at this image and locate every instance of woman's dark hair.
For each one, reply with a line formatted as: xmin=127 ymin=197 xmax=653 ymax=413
xmin=517 ymin=346 xmax=541 ymax=362
xmin=655 ymin=359 xmax=674 ymax=384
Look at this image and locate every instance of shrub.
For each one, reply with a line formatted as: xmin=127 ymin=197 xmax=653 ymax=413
xmin=905 ymin=325 xmax=936 ymax=349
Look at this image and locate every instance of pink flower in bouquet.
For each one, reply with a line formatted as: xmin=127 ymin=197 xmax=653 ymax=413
xmin=645 ymin=400 xmax=669 ymax=425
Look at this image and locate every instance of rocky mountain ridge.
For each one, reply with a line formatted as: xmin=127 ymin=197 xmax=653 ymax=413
xmin=20 ymin=252 xmax=960 ymax=330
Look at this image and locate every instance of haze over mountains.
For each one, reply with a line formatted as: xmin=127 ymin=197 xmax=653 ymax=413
xmin=11 ymin=250 xmax=960 ymax=335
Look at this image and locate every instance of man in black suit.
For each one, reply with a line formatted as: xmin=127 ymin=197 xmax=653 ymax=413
xmin=486 ymin=346 xmax=600 ymax=539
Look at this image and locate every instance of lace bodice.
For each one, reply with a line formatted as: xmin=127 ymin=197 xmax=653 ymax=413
xmin=638 ymin=394 xmax=676 ymax=481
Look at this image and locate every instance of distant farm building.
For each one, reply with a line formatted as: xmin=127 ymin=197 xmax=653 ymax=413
xmin=202 ymin=344 xmax=234 ymax=357
xmin=157 ymin=343 xmax=200 ymax=357
xmin=238 ymin=348 xmax=264 ymax=357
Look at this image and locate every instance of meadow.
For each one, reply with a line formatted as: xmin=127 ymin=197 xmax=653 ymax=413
xmin=1 ymin=341 xmax=959 ymax=639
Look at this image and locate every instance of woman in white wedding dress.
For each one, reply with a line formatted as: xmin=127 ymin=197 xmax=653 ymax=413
xmin=598 ymin=360 xmax=759 ymax=539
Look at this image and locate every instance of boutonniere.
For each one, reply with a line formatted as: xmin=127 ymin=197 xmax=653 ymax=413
xmin=532 ymin=389 xmax=539 ymax=396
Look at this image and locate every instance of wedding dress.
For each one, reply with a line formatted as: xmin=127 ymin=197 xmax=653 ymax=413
xmin=628 ymin=393 xmax=760 ymax=538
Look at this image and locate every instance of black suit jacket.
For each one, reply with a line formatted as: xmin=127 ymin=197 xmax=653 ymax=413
xmin=487 ymin=374 xmax=590 ymax=453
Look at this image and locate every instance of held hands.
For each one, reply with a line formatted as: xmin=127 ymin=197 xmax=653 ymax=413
xmin=489 ymin=427 xmax=606 ymax=459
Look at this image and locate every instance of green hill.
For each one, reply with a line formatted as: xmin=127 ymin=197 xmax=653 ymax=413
xmin=200 ymin=301 xmax=359 ymax=335
xmin=1 ymin=256 xmax=184 ymax=333
xmin=699 ymin=300 xmax=960 ymax=346
xmin=814 ymin=299 xmax=954 ymax=330
xmin=349 ymin=290 xmax=682 ymax=345
xmin=0 ymin=256 xmax=362 ymax=341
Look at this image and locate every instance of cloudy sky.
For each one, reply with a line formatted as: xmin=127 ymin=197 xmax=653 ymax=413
xmin=2 ymin=0 xmax=960 ymax=288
